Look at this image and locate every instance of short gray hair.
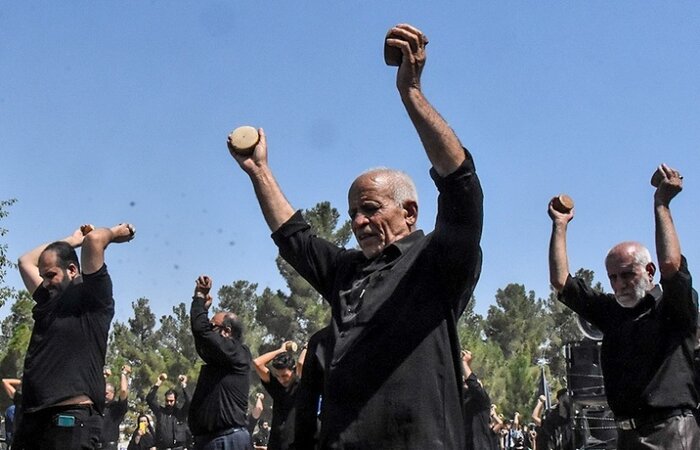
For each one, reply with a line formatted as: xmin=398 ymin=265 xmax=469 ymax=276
xmin=359 ymin=167 xmax=418 ymax=207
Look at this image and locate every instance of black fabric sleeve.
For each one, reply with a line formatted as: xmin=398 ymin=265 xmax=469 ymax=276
xmin=271 ymin=210 xmax=349 ymax=303
xmin=145 ymin=385 xmax=160 ymax=416
xmin=659 ymin=255 xmax=697 ymax=331
xmin=80 ymin=264 xmax=113 ymax=310
xmin=558 ymin=275 xmax=612 ymax=332
xmin=190 ymin=300 xmax=249 ymax=372
xmin=428 ymin=149 xmax=484 ymax=311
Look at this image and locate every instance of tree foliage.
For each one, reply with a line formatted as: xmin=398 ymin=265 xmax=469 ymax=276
xmin=0 ymin=198 xmax=17 ymax=309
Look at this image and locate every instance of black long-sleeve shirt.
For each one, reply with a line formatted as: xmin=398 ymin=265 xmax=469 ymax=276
xmin=272 ymin=152 xmax=483 ymax=449
xmin=146 ymin=383 xmax=190 ymax=447
xmin=559 ymin=256 xmax=698 ymax=417
xmin=188 ymin=299 xmax=251 ymax=436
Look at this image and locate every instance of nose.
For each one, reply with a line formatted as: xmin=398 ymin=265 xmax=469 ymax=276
xmin=352 ymin=213 xmax=369 ymax=230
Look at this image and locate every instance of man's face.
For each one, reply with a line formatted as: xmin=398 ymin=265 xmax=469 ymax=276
xmin=262 ymin=421 xmax=269 ymax=430
xmin=606 ymin=251 xmax=653 ymax=308
xmin=274 ymin=368 xmax=294 ymax=388
xmin=38 ymin=251 xmax=78 ymax=300
xmin=105 ymin=385 xmax=115 ymax=402
xmin=348 ymin=174 xmax=415 ymax=259
xmin=210 ymin=312 xmax=231 ymax=338
xmin=164 ymin=393 xmax=176 ymax=407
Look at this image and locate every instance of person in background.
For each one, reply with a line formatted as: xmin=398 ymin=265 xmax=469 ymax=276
xmin=98 ymin=365 xmax=131 ymax=450
xmin=127 ymin=413 xmax=156 ymax=450
xmin=146 ymin=373 xmax=190 ymax=450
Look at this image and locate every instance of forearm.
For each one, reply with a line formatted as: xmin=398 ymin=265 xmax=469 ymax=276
xmin=654 ymin=203 xmax=681 ymax=277
xmin=248 ymin=166 xmax=295 ymax=232
xmin=549 ymin=222 xmax=570 ymax=291
xmin=399 ymin=88 xmax=465 ymax=177
xmin=532 ymin=401 xmax=544 ymax=425
xmin=18 ymin=231 xmax=83 ymax=292
xmin=119 ymin=371 xmax=129 ymax=400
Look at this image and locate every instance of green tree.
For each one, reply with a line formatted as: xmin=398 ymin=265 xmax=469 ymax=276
xmin=485 ymin=284 xmax=548 ymax=359
xmin=0 ymin=198 xmax=17 ymax=309
xmin=0 ymin=290 xmax=34 ymax=377
xmin=128 ymin=297 xmax=156 ymax=345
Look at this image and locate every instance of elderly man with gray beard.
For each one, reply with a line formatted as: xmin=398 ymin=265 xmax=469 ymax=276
xmin=548 ymin=164 xmax=700 ymax=449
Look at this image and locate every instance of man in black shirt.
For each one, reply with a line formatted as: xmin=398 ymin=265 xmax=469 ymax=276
xmin=146 ymin=373 xmax=191 ymax=449
xmin=14 ymin=222 xmax=136 ymax=450
xmin=548 ymin=164 xmax=700 ymax=449
xmin=253 ymin=342 xmax=302 ymax=450
xmin=98 ymin=365 xmax=131 ymax=449
xmin=461 ymin=351 xmax=499 ymax=450
xmin=188 ymin=275 xmax=251 ymax=450
xmin=292 ymin=326 xmax=332 ymax=450
xmin=229 ymin=23 xmax=483 ymax=449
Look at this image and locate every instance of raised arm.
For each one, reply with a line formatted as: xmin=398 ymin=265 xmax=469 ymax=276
xmin=386 ymin=23 xmax=466 ymax=177
xmin=81 ymin=223 xmax=135 ymax=275
xmin=1 ymin=378 xmax=21 ymax=400
xmin=460 ymin=350 xmax=473 ymax=381
xmin=228 ymin=128 xmax=295 ymax=232
xmin=531 ymin=395 xmax=546 ymax=426
xmin=253 ymin=341 xmax=294 ymax=384
xmin=548 ymin=198 xmax=574 ymax=292
xmin=119 ymin=364 xmax=131 ymax=401
xmin=653 ymin=164 xmax=683 ymax=278
xmin=17 ymin=226 xmax=86 ymax=294
xmin=146 ymin=374 xmax=165 ymax=412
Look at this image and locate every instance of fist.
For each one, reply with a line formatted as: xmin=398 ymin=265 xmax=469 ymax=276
xmin=256 ymin=392 xmax=265 ymax=400
xmin=103 ymin=368 xmax=112 ymax=378
xmin=122 ymin=364 xmax=132 ymax=375
xmin=158 ymin=373 xmax=168 ymax=382
xmin=178 ymin=375 xmax=187 ymax=384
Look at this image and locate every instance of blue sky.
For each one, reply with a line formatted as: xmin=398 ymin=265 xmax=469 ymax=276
xmin=1 ymin=2 xmax=699 ymax=323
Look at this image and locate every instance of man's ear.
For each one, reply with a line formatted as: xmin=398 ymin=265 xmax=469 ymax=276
xmin=67 ymin=263 xmax=80 ymax=279
xmin=645 ymin=262 xmax=656 ymax=281
xmin=403 ymin=200 xmax=418 ymax=228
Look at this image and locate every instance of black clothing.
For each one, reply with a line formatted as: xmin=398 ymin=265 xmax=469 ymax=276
xmin=22 ymin=264 xmax=114 ymax=414
xmin=146 ymin=385 xmax=190 ymax=449
xmin=271 ymin=153 xmax=483 ymax=449
xmin=100 ymin=397 xmax=128 ymax=443
xmin=13 ymin=404 xmax=103 ymax=450
xmin=188 ymin=299 xmax=251 ymax=437
xmin=559 ymin=256 xmax=698 ymax=417
xmin=262 ymin=375 xmax=300 ymax=450
xmin=127 ymin=431 xmax=157 ymax=450
xmin=253 ymin=427 xmax=270 ymax=446
xmin=462 ymin=373 xmax=498 ymax=450
xmin=293 ymin=326 xmax=332 ymax=450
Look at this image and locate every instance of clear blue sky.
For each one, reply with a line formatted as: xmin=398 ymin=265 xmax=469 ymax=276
xmin=1 ymin=2 xmax=699 ymax=323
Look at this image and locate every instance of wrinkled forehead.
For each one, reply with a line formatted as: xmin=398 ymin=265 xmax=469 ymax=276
xmin=349 ymin=174 xmax=391 ymax=200
xmin=211 ymin=312 xmax=227 ymax=325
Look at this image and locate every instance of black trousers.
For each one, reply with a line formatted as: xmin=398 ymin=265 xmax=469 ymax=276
xmin=12 ymin=405 xmax=103 ymax=450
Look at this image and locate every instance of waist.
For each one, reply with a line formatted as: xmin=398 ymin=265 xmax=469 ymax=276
xmin=616 ymin=408 xmax=694 ymax=431
xmin=54 ymin=394 xmax=94 ymax=407
xmin=195 ymin=425 xmax=248 ymax=439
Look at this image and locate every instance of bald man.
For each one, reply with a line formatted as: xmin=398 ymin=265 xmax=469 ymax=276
xmin=188 ymin=275 xmax=252 ymax=450
xmin=548 ymin=164 xmax=700 ymax=449
xmin=230 ymin=23 xmax=483 ymax=449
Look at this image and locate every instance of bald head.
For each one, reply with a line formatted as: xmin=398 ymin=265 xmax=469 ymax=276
xmin=352 ymin=168 xmax=418 ymax=209
xmin=348 ymin=168 xmax=419 ymax=259
xmin=605 ymin=241 xmax=656 ymax=308
xmin=211 ymin=311 xmax=243 ymax=340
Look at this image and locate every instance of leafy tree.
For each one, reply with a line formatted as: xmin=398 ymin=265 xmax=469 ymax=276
xmin=128 ymin=297 xmax=156 ymax=345
xmin=0 ymin=198 xmax=17 ymax=309
xmin=485 ymin=284 xmax=548 ymax=359
xmin=0 ymin=290 xmax=34 ymax=377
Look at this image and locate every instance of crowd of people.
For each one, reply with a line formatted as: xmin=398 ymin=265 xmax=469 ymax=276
xmin=1 ymin=20 xmax=697 ymax=450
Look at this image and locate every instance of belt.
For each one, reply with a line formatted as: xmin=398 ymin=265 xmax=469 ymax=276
xmin=616 ymin=408 xmax=693 ymax=431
